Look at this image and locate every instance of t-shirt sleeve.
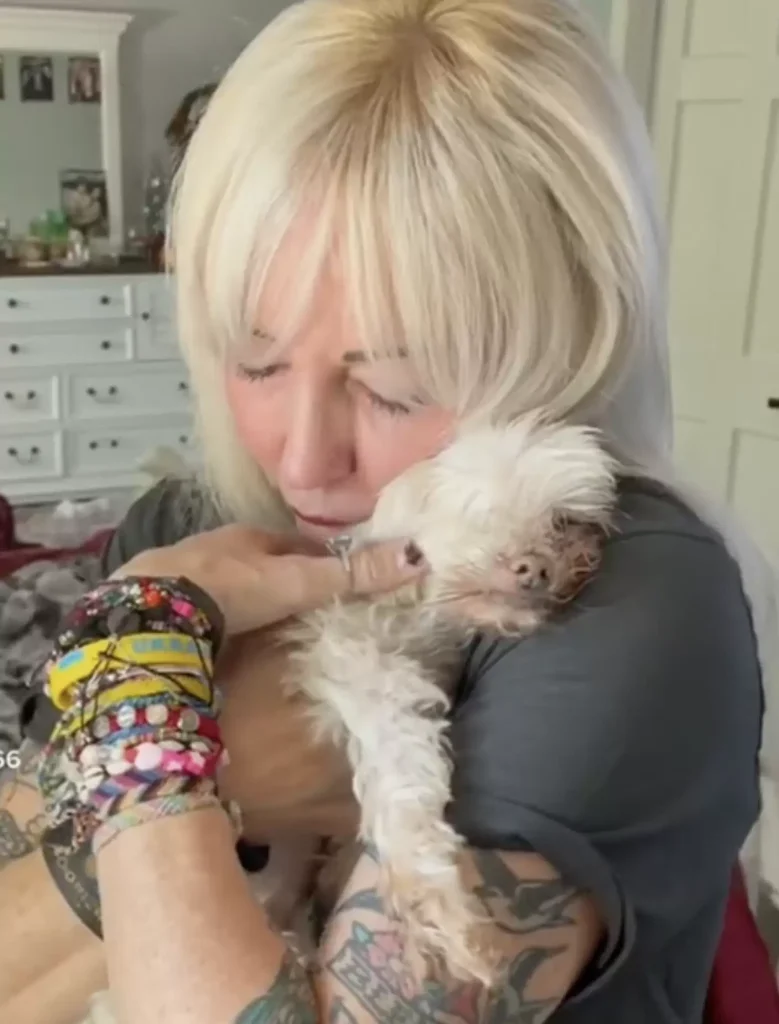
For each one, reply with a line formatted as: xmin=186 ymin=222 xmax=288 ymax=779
xmin=447 ymin=530 xmax=762 ymax=1000
xmin=101 ymin=477 xmax=212 ymax=574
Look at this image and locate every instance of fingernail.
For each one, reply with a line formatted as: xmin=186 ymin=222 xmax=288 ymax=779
xmin=402 ymin=541 xmax=426 ymax=568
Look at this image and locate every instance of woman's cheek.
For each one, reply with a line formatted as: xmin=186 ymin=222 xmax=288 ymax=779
xmin=225 ymin=375 xmax=282 ymax=472
xmin=357 ymin=410 xmax=454 ymax=493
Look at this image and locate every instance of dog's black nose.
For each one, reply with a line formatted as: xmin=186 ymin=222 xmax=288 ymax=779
xmin=513 ymin=556 xmax=551 ymax=591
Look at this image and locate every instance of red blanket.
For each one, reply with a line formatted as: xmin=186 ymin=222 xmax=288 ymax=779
xmin=706 ymin=866 xmax=779 ymax=1023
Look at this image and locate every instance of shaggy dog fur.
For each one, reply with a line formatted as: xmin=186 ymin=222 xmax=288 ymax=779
xmin=80 ymin=418 xmax=616 ymax=1020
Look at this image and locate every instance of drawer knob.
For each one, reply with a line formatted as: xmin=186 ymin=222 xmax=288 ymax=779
xmin=141 ymin=312 xmax=151 ymax=321
xmin=179 ymin=435 xmax=189 ymax=444
xmin=110 ymin=439 xmax=119 ymax=449
xmin=9 ymin=344 xmax=20 ymax=355
xmin=89 ymin=441 xmax=99 ymax=450
xmin=178 ymin=381 xmax=189 ymax=392
xmin=7 ymin=298 xmax=18 ymax=309
xmin=100 ymin=295 xmax=111 ymax=306
xmin=769 ymin=398 xmax=779 ymax=410
xmin=3 ymin=390 xmax=38 ymax=403
xmin=100 ymin=340 xmax=112 ymax=351
xmin=86 ymin=386 xmax=119 ymax=401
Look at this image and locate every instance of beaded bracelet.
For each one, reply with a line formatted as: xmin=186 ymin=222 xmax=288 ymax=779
xmin=48 ymin=576 xmax=224 ymax=666
xmin=40 ymin=576 xmax=237 ymax=854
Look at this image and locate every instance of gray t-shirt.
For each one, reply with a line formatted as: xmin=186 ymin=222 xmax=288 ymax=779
xmin=28 ymin=475 xmax=763 ymax=1022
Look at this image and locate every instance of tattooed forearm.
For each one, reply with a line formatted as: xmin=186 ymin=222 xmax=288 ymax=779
xmin=0 ymin=741 xmax=43 ymax=801
xmin=471 ymin=851 xmax=581 ymax=935
xmin=0 ymin=808 xmax=47 ymax=866
xmin=234 ymin=949 xmax=317 ymax=1023
xmin=318 ymin=847 xmax=597 ymax=1024
xmin=328 ymin=997 xmax=359 ymax=1022
xmin=40 ymin=821 xmax=102 ymax=936
xmin=324 ymin=916 xmax=566 ymax=1023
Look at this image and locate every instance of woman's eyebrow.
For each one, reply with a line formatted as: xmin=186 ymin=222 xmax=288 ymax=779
xmin=342 ymin=349 xmax=408 ymax=364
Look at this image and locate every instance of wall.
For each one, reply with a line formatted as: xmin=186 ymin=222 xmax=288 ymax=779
xmin=0 ymin=0 xmax=288 ymax=230
xmin=580 ymin=0 xmax=615 ymax=37
xmin=0 ymin=51 xmax=102 ymax=233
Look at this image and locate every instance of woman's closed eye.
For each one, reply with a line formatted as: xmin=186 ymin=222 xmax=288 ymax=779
xmin=237 ymin=362 xmax=417 ymax=417
xmin=356 ymin=382 xmax=413 ymax=417
xmin=237 ymin=362 xmax=284 ymax=383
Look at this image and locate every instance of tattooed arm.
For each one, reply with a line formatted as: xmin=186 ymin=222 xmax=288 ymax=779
xmin=315 ymin=846 xmax=602 ymax=1023
xmin=0 ymin=742 xmax=106 ymax=1023
xmin=0 ymin=740 xmax=48 ymax=866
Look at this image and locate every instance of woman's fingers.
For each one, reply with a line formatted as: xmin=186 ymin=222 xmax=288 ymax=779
xmin=347 ymin=540 xmax=427 ymax=597
xmin=266 ymin=540 xmax=428 ymax=618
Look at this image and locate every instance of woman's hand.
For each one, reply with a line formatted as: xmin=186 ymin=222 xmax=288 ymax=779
xmin=115 ymin=524 xmax=425 ymax=634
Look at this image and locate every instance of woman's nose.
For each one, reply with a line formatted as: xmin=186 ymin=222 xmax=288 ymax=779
xmin=278 ymin=384 xmax=356 ymax=490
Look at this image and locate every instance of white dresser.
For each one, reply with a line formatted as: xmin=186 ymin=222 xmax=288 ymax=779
xmin=0 ymin=272 xmax=195 ymax=505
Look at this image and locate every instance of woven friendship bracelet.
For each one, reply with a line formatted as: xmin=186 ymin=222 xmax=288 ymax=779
xmin=92 ymin=793 xmax=243 ymax=856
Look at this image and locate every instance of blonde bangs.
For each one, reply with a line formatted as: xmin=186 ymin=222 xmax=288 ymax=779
xmin=169 ymin=0 xmax=666 ymax=522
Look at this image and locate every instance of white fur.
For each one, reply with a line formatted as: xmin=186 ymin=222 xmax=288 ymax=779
xmin=284 ymin=418 xmax=617 ymax=985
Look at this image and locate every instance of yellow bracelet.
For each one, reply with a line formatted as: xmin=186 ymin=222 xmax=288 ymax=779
xmin=52 ymin=670 xmax=214 ymax=740
xmin=48 ymin=633 xmax=213 ymax=710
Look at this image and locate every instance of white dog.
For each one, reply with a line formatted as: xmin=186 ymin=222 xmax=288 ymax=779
xmin=283 ymin=417 xmax=616 ymax=985
xmin=80 ymin=417 xmax=615 ymax=1021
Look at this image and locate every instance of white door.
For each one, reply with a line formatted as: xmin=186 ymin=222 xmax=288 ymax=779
xmin=652 ymin=0 xmax=779 ymax=564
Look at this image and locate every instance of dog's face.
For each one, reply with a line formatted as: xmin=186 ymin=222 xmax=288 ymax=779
xmin=368 ymin=419 xmax=617 ymax=634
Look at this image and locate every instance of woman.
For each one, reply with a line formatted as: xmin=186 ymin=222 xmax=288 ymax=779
xmin=0 ymin=0 xmax=768 ymax=1021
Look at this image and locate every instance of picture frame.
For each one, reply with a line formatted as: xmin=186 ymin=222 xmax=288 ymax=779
xmin=19 ymin=55 xmax=53 ymax=102
xmin=60 ymin=168 xmax=109 ymax=237
xmin=68 ymin=55 xmax=101 ymax=104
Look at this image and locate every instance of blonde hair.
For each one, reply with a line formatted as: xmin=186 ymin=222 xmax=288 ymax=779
xmin=171 ymin=0 xmax=778 ymax=780
xmin=171 ymin=0 xmax=668 ymax=522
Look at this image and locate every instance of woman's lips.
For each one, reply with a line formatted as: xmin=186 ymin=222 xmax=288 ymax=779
xmin=291 ymin=509 xmax=359 ymax=529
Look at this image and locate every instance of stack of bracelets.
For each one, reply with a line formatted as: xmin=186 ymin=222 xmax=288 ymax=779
xmin=38 ymin=576 xmax=241 ymax=859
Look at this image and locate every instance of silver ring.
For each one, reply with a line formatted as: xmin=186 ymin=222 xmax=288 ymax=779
xmin=326 ymin=534 xmax=354 ymax=588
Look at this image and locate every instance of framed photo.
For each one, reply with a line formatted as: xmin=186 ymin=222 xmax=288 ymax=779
xmin=0 ymin=57 xmax=5 ymax=101
xmin=68 ymin=56 xmax=101 ymax=104
xmin=20 ymin=56 xmax=54 ymax=102
xmin=60 ymin=169 xmax=109 ymax=238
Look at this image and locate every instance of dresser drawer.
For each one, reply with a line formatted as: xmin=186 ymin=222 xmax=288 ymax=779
xmin=0 ymin=375 xmax=57 ymax=424
xmin=67 ymin=423 xmax=196 ymax=475
xmin=66 ymin=366 xmax=192 ymax=421
xmin=0 ymin=431 xmax=61 ymax=481
xmin=0 ymin=281 xmax=132 ymax=323
xmin=0 ymin=328 xmax=132 ymax=369
xmin=136 ymin=317 xmax=180 ymax=361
